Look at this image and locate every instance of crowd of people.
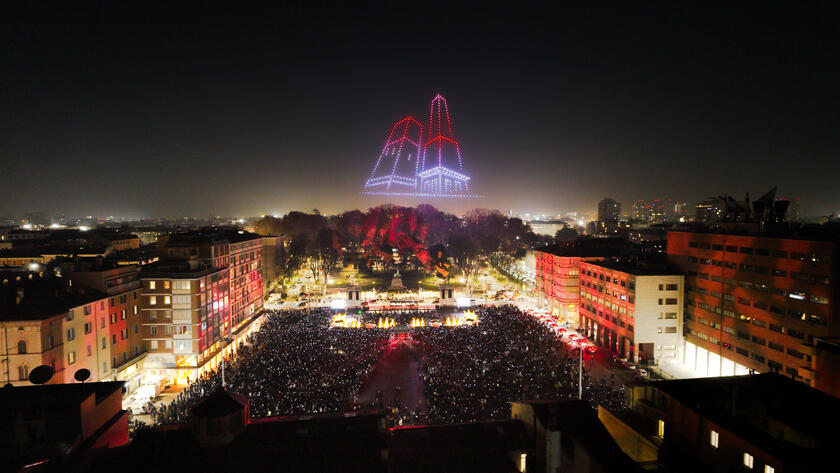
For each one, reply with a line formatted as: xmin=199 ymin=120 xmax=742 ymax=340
xmin=149 ymin=309 xmax=388 ymax=425
xmin=146 ymin=305 xmax=625 ymax=428
xmin=413 ymin=305 xmax=626 ymax=424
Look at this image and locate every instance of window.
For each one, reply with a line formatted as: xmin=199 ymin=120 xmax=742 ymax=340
xmin=87 ymin=344 xmax=92 ymax=356
xmin=149 ymin=281 xmax=156 ymax=290
xmin=149 ymin=296 xmax=157 ymax=305
xmin=164 ymin=296 xmax=171 ymax=304
xmin=67 ymin=351 xmax=76 ymax=365
xmin=66 ymin=311 xmax=74 ymax=321
xmin=84 ymin=322 xmax=92 ymax=334
xmin=657 ymin=419 xmax=665 ymax=438
xmin=17 ymin=340 xmax=27 ymax=354
xmin=18 ymin=365 xmax=29 ymax=381
xmin=665 ymin=298 xmax=678 ymax=305
xmin=743 ymin=453 xmax=754 ymax=469
xmin=739 ymin=247 xmax=753 ymax=254
xmin=150 ymin=326 xmax=157 ymax=335
xmin=666 ymin=283 xmax=678 ymax=290
xmin=66 ymin=328 xmax=75 ymax=341
xmin=121 ymin=309 xmax=126 ymax=319
xmin=764 ymin=466 xmax=774 ymax=473
xmin=710 ymin=430 xmax=719 ymax=448
xmin=101 ymin=337 xmax=107 ymax=349
xmin=163 ymin=280 xmax=171 ymax=289
xmin=110 ymin=313 xmax=117 ymax=324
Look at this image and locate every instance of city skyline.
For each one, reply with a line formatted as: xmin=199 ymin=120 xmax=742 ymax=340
xmin=2 ymin=4 xmax=839 ymax=217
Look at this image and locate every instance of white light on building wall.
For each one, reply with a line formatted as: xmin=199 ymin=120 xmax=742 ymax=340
xmin=28 ymin=263 xmax=39 ymax=271
xmin=79 ymin=226 xmax=90 ymax=231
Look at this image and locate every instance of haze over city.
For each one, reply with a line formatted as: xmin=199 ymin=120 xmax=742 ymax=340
xmin=3 ymin=4 xmax=840 ymax=473
xmin=2 ymin=3 xmax=839 ymax=218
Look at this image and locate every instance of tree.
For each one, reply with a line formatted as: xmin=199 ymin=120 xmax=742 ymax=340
xmin=276 ymin=235 xmax=307 ymax=290
xmin=448 ymin=227 xmax=482 ymax=295
xmin=555 ymin=225 xmax=579 ymax=243
xmin=306 ymin=227 xmax=341 ymax=295
xmin=253 ymin=216 xmax=283 ymax=236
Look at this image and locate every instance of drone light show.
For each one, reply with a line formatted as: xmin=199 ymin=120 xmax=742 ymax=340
xmin=362 ymin=94 xmax=481 ymax=198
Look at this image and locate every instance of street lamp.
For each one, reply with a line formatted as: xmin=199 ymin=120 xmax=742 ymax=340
xmin=220 ymin=337 xmax=233 ymax=388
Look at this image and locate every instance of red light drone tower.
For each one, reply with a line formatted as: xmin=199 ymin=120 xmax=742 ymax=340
xmin=363 ymin=94 xmax=474 ymax=197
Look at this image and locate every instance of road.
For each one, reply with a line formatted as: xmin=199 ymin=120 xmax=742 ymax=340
xmin=358 ymin=337 xmax=426 ymax=413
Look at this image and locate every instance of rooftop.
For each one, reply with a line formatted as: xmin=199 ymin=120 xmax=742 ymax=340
xmin=640 ymin=374 xmax=840 ymax=461
xmin=512 ymin=399 xmax=645 ymax=472
xmin=140 ymin=261 xmax=224 ymax=279
xmin=584 ymin=258 xmax=681 ymax=276
xmin=91 ymin=408 xmax=388 ymax=473
xmin=0 ymin=381 xmax=124 ymax=408
xmin=0 ymin=276 xmax=108 ymax=321
xmin=536 ymin=237 xmax=635 ymax=258
xmin=668 ymin=223 xmax=840 ymax=243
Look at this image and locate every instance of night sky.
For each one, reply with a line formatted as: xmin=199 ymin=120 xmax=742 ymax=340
xmin=2 ymin=3 xmax=838 ymax=218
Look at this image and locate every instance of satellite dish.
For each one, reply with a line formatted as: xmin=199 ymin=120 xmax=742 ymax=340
xmin=74 ymin=368 xmax=91 ymax=383
xmin=3 ymin=383 xmax=13 ymax=389
xmin=29 ymin=365 xmax=55 ymax=385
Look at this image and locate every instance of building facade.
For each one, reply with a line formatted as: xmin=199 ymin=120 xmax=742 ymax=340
xmin=598 ymin=198 xmax=621 ymax=222
xmin=578 ymin=261 xmax=684 ymax=365
xmin=666 ymin=231 xmax=839 ymax=391
xmin=140 ymin=263 xmax=230 ymax=386
xmin=535 ymin=240 xmax=634 ymax=328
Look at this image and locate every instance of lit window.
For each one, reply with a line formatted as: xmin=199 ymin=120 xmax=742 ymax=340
xmin=657 ymin=419 xmax=665 ymax=438
xmin=149 ymin=296 xmax=157 ymax=305
xmin=149 ymin=281 xmax=156 ymax=290
xmin=164 ymin=296 xmax=171 ymax=304
xmin=519 ymin=453 xmax=526 ymax=472
xmin=764 ymin=466 xmax=774 ymax=473
xmin=743 ymin=453 xmax=754 ymax=469
xmin=710 ymin=430 xmax=719 ymax=448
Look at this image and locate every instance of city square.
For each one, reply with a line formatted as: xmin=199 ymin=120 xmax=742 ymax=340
xmin=2 ymin=3 xmax=839 ymax=472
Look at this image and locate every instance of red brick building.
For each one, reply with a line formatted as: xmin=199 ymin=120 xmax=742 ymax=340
xmin=666 ymin=231 xmax=839 ymax=394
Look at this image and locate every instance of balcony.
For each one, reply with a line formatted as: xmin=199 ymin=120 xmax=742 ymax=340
xmin=797 ymin=366 xmax=816 ymax=381
xmin=799 ymin=343 xmax=817 ymax=357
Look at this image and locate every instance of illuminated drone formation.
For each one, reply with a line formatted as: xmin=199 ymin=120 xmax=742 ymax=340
xmin=363 ymin=94 xmax=480 ymax=198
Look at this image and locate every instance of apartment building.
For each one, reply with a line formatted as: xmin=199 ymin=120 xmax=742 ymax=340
xmin=578 ymin=260 xmax=684 ymax=365
xmin=602 ymin=375 xmax=838 ymax=473
xmin=535 ymin=239 xmax=632 ymax=327
xmin=140 ymin=261 xmax=230 ymax=386
xmin=667 ymin=231 xmax=839 ymax=394
xmin=0 ymin=270 xmax=106 ymax=386
xmin=66 ymin=259 xmax=145 ymax=392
